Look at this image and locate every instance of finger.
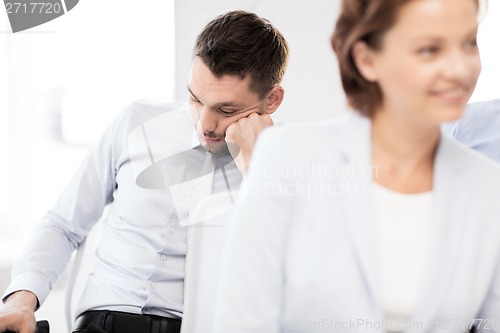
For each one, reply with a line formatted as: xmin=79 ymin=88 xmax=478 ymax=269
xmin=225 ymin=122 xmax=238 ymax=137
xmin=247 ymin=112 xmax=260 ymax=120
xmin=18 ymin=321 xmax=37 ymax=333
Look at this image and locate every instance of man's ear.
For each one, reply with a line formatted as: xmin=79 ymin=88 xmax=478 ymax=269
xmin=263 ymin=85 xmax=285 ymax=115
xmin=352 ymin=41 xmax=379 ymax=82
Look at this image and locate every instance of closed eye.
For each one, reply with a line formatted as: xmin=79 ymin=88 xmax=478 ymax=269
xmin=189 ymin=96 xmax=202 ymax=104
xmin=217 ymin=108 xmax=238 ymax=115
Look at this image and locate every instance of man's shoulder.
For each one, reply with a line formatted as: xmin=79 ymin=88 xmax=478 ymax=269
xmin=463 ymin=98 xmax=500 ymax=119
xmin=443 ymin=99 xmax=500 ymax=139
xmin=117 ymin=100 xmax=190 ymax=134
xmin=442 ymin=99 xmax=500 ymax=162
xmin=128 ymin=100 xmax=189 ymax=124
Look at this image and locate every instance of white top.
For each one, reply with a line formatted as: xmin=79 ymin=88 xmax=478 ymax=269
xmin=374 ymin=183 xmax=434 ymax=332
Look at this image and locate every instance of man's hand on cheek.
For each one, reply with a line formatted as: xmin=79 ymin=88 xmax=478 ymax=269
xmin=225 ymin=112 xmax=274 ymax=175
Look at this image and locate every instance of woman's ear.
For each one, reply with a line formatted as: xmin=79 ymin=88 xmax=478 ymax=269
xmin=352 ymin=41 xmax=379 ymax=82
xmin=263 ymin=85 xmax=285 ymax=115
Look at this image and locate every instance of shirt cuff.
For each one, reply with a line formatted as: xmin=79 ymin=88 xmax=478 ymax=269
xmin=2 ymin=272 xmax=50 ymax=310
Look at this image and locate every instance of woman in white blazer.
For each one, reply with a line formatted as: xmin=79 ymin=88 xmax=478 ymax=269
xmin=214 ymin=0 xmax=500 ymax=332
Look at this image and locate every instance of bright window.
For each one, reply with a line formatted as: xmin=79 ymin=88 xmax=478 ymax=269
xmin=470 ymin=0 xmax=500 ymax=102
xmin=0 ymin=1 xmax=175 ymax=233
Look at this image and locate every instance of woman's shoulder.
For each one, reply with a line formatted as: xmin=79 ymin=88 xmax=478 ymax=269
xmin=440 ymin=134 xmax=500 ymax=191
xmin=261 ymin=112 xmax=367 ymax=149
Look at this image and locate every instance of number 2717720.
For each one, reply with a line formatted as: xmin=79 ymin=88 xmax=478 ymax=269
xmin=5 ymin=2 xmax=62 ymax=14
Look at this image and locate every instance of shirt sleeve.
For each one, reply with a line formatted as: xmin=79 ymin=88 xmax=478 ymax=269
xmin=213 ymin=127 xmax=295 ymax=333
xmin=442 ymin=100 xmax=500 ymax=163
xmin=2 ymin=107 xmax=131 ymax=308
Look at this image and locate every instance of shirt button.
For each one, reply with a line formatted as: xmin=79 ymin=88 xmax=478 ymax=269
xmin=170 ymin=227 xmax=176 ymax=234
xmin=185 ymin=190 xmax=193 ymax=196
xmin=150 ymin=282 xmax=156 ymax=289
xmin=160 ymin=254 xmax=167 ymax=261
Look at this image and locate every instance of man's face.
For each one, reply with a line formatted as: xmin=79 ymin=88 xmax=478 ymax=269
xmin=187 ymin=57 xmax=266 ymax=153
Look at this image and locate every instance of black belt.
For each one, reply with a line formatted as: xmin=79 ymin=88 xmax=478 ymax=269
xmin=73 ymin=310 xmax=182 ymax=333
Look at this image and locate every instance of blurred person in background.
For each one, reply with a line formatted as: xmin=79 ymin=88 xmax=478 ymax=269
xmin=442 ymin=99 xmax=500 ymax=163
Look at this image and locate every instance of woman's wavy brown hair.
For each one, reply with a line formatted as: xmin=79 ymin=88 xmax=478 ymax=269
xmin=331 ymin=0 xmax=480 ymax=117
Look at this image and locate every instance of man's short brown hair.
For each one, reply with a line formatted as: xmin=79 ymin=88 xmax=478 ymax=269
xmin=194 ymin=10 xmax=289 ymax=99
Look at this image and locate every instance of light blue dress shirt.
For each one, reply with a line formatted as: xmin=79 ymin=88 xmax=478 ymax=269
xmin=442 ymin=99 xmax=500 ymax=163
xmin=2 ymin=101 xmax=242 ymax=319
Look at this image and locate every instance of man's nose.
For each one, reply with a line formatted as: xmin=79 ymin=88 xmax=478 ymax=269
xmin=198 ymin=106 xmax=218 ymax=134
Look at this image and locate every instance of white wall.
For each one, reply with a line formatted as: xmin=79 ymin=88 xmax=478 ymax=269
xmin=470 ymin=0 xmax=500 ymax=103
xmin=0 ymin=0 xmax=177 ymax=261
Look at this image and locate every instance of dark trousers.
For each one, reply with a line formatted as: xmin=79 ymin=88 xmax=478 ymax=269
xmin=72 ymin=310 xmax=182 ymax=333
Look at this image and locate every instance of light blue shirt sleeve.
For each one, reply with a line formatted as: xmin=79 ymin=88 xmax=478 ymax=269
xmin=442 ymin=99 xmax=500 ymax=163
xmin=2 ymin=105 xmax=127 ymax=308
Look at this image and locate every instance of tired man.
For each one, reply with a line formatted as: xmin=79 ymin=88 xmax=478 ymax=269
xmin=0 ymin=10 xmax=288 ymax=333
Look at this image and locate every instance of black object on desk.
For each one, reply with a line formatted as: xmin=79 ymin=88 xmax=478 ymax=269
xmin=4 ymin=320 xmax=49 ymax=333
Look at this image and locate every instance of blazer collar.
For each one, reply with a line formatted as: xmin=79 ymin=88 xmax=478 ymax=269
xmin=409 ymin=135 xmax=470 ymax=331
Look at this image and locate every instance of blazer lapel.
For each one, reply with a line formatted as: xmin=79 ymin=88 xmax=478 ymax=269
xmin=409 ymin=135 xmax=469 ymax=332
xmin=336 ymin=113 xmax=383 ymax=318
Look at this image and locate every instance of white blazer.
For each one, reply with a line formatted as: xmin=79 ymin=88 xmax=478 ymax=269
xmin=213 ymin=112 xmax=500 ymax=333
